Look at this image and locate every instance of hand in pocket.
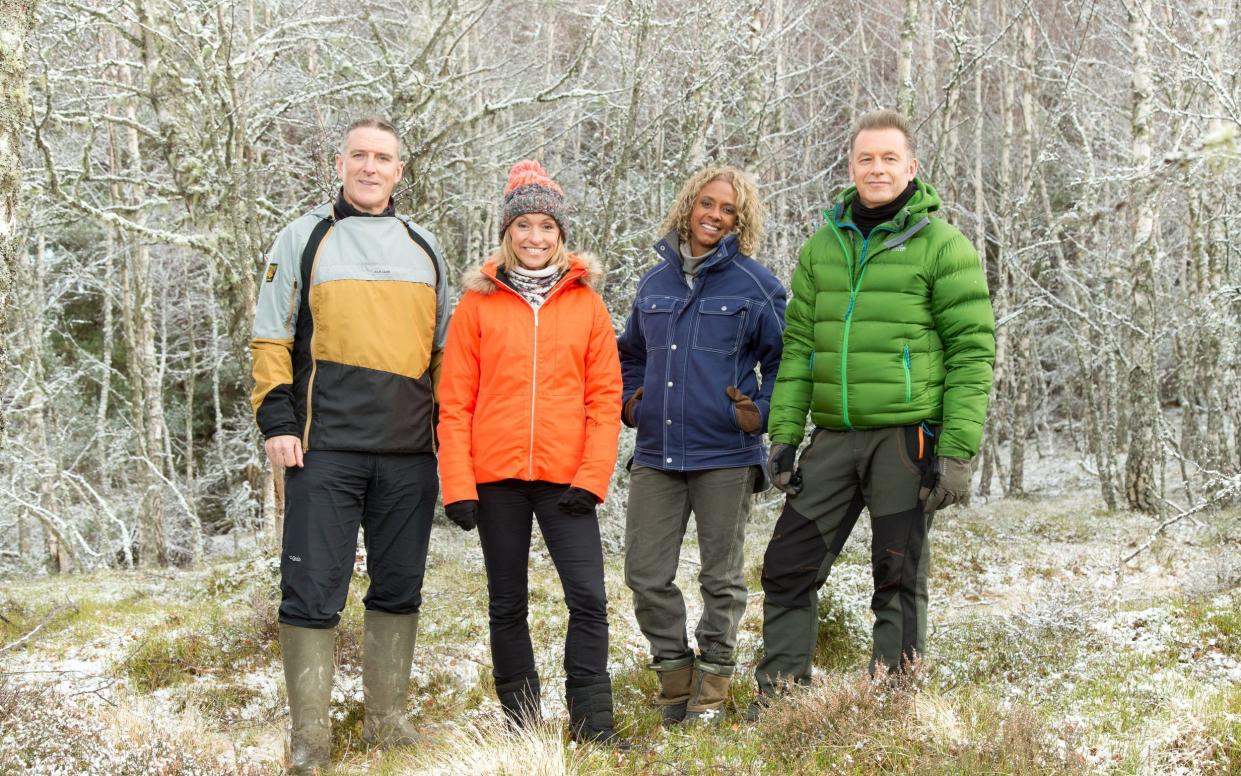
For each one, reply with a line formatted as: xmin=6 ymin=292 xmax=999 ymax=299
xmin=726 ymin=385 xmax=762 ymax=434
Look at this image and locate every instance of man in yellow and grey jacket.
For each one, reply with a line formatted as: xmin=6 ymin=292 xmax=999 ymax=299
xmin=250 ymin=117 xmax=448 ymax=774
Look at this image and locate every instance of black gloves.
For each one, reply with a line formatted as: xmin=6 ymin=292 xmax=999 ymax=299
xmin=767 ymin=443 xmax=802 ymax=496
xmin=558 ymin=486 xmax=599 ymax=517
xmin=445 ymin=500 xmax=478 ymax=531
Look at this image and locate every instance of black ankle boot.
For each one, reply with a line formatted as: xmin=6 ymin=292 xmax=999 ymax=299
xmin=565 ymin=679 xmax=631 ymax=750
xmin=495 ymin=673 xmax=541 ymax=729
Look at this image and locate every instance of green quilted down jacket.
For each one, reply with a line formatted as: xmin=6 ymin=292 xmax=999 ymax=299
xmin=768 ymin=178 xmax=995 ymax=460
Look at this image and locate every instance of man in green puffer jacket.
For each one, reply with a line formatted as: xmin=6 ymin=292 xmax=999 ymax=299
xmin=750 ymin=110 xmax=995 ymax=710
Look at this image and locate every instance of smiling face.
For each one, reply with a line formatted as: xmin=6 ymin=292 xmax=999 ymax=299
xmin=848 ymin=127 xmax=919 ymax=209
xmin=505 ymin=212 xmax=562 ymax=270
xmin=687 ymin=178 xmax=738 ymax=255
xmin=335 ymin=126 xmax=404 ymax=214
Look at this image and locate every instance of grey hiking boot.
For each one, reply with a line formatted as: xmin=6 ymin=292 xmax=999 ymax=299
xmin=683 ymin=659 xmax=734 ymax=726
xmin=651 ymin=655 xmax=694 ymax=726
xmin=361 ymin=610 xmax=422 ymax=748
xmin=280 ymin=623 xmax=336 ymax=775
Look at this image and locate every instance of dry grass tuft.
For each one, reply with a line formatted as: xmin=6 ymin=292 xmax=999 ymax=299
xmin=394 ymin=719 xmax=584 ymax=775
xmin=752 ymin=668 xmax=1088 ymax=774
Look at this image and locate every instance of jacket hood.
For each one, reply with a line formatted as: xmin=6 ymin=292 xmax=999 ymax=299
xmin=463 ymin=251 xmax=604 ymax=295
xmin=837 ymin=177 xmax=941 ymax=227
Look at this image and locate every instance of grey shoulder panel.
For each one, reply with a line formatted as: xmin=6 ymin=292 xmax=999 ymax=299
xmin=311 ymin=218 xmax=440 ymax=286
xmin=252 ymin=214 xmax=324 ymax=339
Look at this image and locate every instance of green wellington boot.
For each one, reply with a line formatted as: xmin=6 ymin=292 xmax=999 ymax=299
xmin=650 ymin=655 xmax=694 ymax=726
xmin=361 ymin=610 xmax=422 ymax=748
xmin=280 ymin=624 xmax=336 ymax=775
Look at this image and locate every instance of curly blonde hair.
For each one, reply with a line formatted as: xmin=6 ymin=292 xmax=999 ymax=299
xmin=659 ymin=166 xmax=764 ymax=257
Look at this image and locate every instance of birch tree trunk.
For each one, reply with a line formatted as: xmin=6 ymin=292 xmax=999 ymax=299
xmin=1123 ymin=0 xmax=1160 ymax=514
xmin=117 ymin=59 xmax=169 ymax=566
xmin=897 ymin=0 xmax=918 ymax=117
xmin=0 ymin=0 xmax=35 ymax=439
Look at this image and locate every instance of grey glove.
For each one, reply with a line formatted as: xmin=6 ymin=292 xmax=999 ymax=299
xmin=767 ymin=443 xmax=802 ymax=496
xmin=919 ymin=456 xmax=972 ymax=512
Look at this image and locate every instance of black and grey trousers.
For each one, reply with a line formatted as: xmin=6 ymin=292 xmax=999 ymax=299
xmin=755 ymin=425 xmax=936 ymax=692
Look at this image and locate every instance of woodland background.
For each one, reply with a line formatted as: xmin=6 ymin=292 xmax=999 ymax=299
xmin=0 ymin=0 xmax=1238 ymax=573
xmin=2 ymin=2 xmax=1241 ymax=774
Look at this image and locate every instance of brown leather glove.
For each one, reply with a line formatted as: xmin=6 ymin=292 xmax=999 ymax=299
xmin=726 ymin=385 xmax=762 ymax=434
xmin=622 ymin=387 xmax=644 ymax=428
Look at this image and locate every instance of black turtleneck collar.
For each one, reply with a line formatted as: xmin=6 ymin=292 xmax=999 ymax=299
xmin=850 ymin=180 xmax=917 ymax=238
xmin=334 ymin=187 xmax=396 ymax=219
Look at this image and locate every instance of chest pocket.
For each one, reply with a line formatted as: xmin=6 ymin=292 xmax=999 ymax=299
xmin=638 ymin=295 xmax=679 ymax=350
xmin=693 ymin=297 xmax=749 ymax=355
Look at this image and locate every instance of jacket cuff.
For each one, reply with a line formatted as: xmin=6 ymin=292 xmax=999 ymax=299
xmin=262 ymin=425 xmax=301 ymax=440
xmin=755 ymin=398 xmax=771 ymax=433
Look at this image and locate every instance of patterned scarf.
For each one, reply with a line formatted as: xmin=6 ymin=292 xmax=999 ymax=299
xmin=508 ymin=263 xmax=563 ymax=307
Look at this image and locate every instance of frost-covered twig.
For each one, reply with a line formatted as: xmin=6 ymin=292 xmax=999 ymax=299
xmin=0 ymin=602 xmax=79 ymax=655
xmin=1122 ymin=474 xmax=1241 ymax=564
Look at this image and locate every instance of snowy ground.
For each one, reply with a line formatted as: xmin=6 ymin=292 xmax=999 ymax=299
xmin=2 ymin=445 xmax=1238 ymax=775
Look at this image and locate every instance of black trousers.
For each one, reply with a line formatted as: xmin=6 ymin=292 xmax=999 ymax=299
xmin=476 ymin=480 xmax=610 ymax=686
xmin=279 ymin=451 xmax=437 ymax=629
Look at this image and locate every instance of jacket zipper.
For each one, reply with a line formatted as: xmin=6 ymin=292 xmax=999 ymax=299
xmin=529 ymin=307 xmax=539 ymax=478
xmin=829 ymin=213 xmax=896 ymax=429
xmin=902 ymin=342 xmax=912 ymax=402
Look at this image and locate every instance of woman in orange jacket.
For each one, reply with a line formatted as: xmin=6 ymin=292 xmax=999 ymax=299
xmin=437 ymin=160 xmax=626 ymax=746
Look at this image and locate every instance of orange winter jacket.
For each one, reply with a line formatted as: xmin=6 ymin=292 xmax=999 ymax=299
xmin=437 ymin=253 xmax=622 ymax=505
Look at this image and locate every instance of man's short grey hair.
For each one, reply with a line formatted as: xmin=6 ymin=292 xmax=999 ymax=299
xmin=848 ymin=110 xmax=916 ymax=158
xmin=339 ymin=117 xmax=402 ymax=156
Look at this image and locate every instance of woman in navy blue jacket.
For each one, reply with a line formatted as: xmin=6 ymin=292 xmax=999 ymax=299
xmin=617 ymin=166 xmax=785 ymax=726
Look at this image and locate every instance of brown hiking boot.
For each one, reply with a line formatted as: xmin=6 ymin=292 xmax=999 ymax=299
xmin=650 ymin=655 xmax=694 ymax=726
xmin=684 ymin=659 xmax=734 ymax=726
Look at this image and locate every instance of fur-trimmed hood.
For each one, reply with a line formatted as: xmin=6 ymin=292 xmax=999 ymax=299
xmin=462 ymin=251 xmax=603 ymax=295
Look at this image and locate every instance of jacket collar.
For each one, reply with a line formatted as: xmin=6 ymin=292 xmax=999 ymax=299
xmin=654 ymin=231 xmax=741 ymax=274
xmin=463 ymin=252 xmax=603 ymax=296
xmin=832 ymin=177 xmax=940 ymax=234
xmin=333 ymin=187 xmax=396 ymax=219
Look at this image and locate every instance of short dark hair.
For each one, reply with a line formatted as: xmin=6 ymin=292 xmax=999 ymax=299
xmin=339 ymin=117 xmax=402 ymax=156
xmin=849 ymin=110 xmax=916 ymax=158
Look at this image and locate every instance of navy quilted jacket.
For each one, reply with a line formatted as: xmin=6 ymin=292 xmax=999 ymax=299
xmin=617 ymin=233 xmax=786 ymax=471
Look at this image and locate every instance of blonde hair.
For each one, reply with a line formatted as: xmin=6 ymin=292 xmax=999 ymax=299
xmin=660 ymin=166 xmax=764 ymax=257
xmin=498 ymin=229 xmax=571 ymax=274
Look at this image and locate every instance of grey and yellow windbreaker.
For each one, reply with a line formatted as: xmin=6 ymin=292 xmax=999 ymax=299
xmin=250 ymin=194 xmax=449 ymax=453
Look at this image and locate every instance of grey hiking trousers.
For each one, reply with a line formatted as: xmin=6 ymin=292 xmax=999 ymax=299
xmin=624 ymin=464 xmax=757 ymax=665
xmin=754 ymin=425 xmax=936 ymax=693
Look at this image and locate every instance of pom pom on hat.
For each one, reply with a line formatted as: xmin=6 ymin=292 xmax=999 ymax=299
xmin=500 ymin=159 xmax=568 ymax=240
xmin=504 ymin=160 xmax=562 ymax=196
